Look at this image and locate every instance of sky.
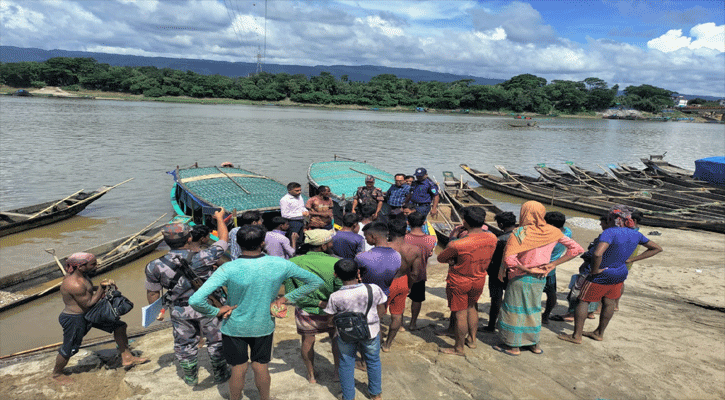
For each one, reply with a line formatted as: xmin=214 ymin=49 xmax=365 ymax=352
xmin=1 ymin=0 xmax=724 ymax=96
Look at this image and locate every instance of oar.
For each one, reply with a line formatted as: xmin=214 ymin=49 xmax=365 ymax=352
xmin=494 ymin=165 xmax=532 ymax=192
xmin=44 ymin=248 xmax=67 ymax=276
xmin=431 ymin=175 xmax=463 ymax=227
xmin=30 ymin=189 xmax=85 ymax=219
xmin=88 ymin=177 xmax=135 ymax=200
xmin=216 ymin=166 xmax=250 ymax=194
xmin=348 ymin=168 xmax=393 ymax=185
xmin=100 ymin=213 xmax=167 ymax=262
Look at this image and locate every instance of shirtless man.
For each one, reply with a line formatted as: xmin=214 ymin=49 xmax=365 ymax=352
xmin=52 ymin=253 xmax=148 ymax=384
xmin=382 ymin=218 xmax=422 ymax=352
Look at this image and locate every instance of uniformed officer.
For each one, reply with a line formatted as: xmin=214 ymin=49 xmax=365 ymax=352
xmin=405 ymin=168 xmax=440 ymax=218
xmin=145 ymin=209 xmax=230 ymax=386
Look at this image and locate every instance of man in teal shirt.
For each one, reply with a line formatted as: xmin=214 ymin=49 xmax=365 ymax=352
xmin=190 ymin=225 xmax=323 ymax=400
xmin=286 ymin=229 xmax=343 ymax=383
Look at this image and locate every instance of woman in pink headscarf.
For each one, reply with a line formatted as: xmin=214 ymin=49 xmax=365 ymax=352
xmin=494 ymin=201 xmax=584 ymax=356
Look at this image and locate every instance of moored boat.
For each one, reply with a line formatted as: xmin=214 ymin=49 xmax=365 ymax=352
xmin=0 ymin=179 xmax=132 ymax=238
xmin=460 ymin=164 xmax=725 ymax=233
xmin=0 ymin=224 xmax=166 ymax=313
xmin=441 ymin=171 xmax=503 ymax=236
xmin=169 ymin=164 xmax=287 ymax=229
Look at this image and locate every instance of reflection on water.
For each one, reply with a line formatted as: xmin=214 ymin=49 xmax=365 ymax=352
xmin=1 ymin=96 xmax=723 ymax=355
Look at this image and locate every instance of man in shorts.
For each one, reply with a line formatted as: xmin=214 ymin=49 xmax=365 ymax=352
xmin=436 ymin=206 xmax=497 ymax=356
xmin=190 ymin=225 xmax=324 ymax=400
xmin=382 ymin=218 xmax=422 ymax=352
xmin=53 ymin=253 xmax=148 ymax=384
xmin=404 ymin=211 xmax=437 ymax=331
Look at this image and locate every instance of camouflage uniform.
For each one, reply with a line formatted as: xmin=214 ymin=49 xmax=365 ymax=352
xmin=145 ymin=237 xmax=229 ymax=385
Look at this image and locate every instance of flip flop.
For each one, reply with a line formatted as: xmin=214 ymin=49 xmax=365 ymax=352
xmin=525 ymin=346 xmax=544 ymax=355
xmin=492 ymin=345 xmax=520 ymax=356
xmin=549 ymin=315 xmax=565 ymax=322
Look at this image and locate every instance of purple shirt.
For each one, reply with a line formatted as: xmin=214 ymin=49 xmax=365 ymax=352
xmin=323 ymin=283 xmax=387 ymax=339
xmin=332 ymin=231 xmax=365 ymax=259
xmin=355 ymin=247 xmax=401 ymax=295
xmin=265 ymin=230 xmax=295 ymax=259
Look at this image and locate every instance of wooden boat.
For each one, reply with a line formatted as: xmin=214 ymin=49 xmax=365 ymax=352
xmin=509 ymin=121 xmax=537 ymax=128
xmin=641 ymin=154 xmax=695 ymax=177
xmin=0 ymin=224 xmax=165 ymax=313
xmin=0 ymin=179 xmax=132 ymax=238
xmin=169 ymin=164 xmax=287 ymax=229
xmin=641 ymin=155 xmax=725 ymax=193
xmin=441 ymin=171 xmax=503 ymax=236
xmin=460 ymin=164 xmax=725 ymax=233
xmin=613 ymin=164 xmax=725 ymax=197
xmin=307 ymin=158 xmax=438 ymax=239
xmin=537 ymin=166 xmax=725 ymax=218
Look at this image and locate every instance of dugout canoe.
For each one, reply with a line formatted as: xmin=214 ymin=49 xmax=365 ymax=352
xmin=613 ymin=164 xmax=725 ymax=198
xmin=536 ymin=165 xmax=725 ymax=218
xmin=169 ymin=164 xmax=287 ymax=230
xmin=0 ymin=225 xmax=164 ymax=313
xmin=441 ymin=171 xmax=503 ymax=236
xmin=460 ymin=164 xmax=725 ymax=233
xmin=307 ymin=157 xmax=438 ymax=238
xmin=0 ymin=179 xmax=132 ymax=238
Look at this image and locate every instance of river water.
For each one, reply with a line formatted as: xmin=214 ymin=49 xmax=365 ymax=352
xmin=0 ymin=96 xmax=723 ymax=355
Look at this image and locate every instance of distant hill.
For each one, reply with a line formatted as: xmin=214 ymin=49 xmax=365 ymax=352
xmin=0 ymin=46 xmax=505 ymax=86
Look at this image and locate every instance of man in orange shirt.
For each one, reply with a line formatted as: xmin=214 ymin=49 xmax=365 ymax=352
xmin=437 ymin=206 xmax=497 ymax=356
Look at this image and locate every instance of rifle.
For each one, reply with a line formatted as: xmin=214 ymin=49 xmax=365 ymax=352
xmin=160 ymin=252 xmax=224 ymax=309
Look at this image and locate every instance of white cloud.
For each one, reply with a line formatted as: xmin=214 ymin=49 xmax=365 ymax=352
xmin=116 ymin=0 xmax=158 ymax=13
xmin=647 ymin=23 xmax=725 ymax=53
xmin=358 ymin=15 xmax=403 ymax=38
xmin=0 ymin=1 xmax=45 ymax=32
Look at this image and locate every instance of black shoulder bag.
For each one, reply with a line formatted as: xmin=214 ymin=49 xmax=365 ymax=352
xmin=333 ymin=284 xmax=373 ymax=343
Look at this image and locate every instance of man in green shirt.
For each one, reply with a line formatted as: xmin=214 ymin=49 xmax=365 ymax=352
xmin=190 ymin=225 xmax=323 ymax=400
xmin=286 ymin=229 xmax=343 ymax=383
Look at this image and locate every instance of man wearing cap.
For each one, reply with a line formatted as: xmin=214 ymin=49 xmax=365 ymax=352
xmin=405 ymin=168 xmax=439 ymax=219
xmin=53 ymin=253 xmax=149 ymax=384
xmin=145 ymin=209 xmax=230 ymax=386
xmin=285 ymin=229 xmax=343 ymax=383
xmin=351 ymin=175 xmax=384 ymax=220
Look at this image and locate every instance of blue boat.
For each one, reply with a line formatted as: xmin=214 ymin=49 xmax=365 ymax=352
xmin=169 ymin=164 xmax=287 ymax=229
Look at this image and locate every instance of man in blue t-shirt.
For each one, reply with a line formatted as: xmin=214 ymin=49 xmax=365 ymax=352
xmin=332 ymin=213 xmax=366 ymax=259
xmin=559 ymin=206 xmax=662 ymax=345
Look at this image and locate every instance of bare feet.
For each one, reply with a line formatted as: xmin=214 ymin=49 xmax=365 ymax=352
xmin=527 ymin=345 xmax=543 ymax=354
xmin=371 ymin=394 xmax=383 ymax=400
xmin=122 ymin=355 xmax=150 ymax=370
xmin=478 ymin=326 xmax=495 ymax=333
xmin=583 ymin=331 xmax=604 ymax=341
xmin=355 ymin=360 xmax=367 ymax=371
xmin=407 ymin=323 xmax=421 ymax=331
xmin=381 ymin=344 xmax=390 ymax=353
xmin=557 ymin=333 xmax=582 ymax=344
xmin=307 ymin=374 xmax=317 ymax=384
xmin=465 ymin=338 xmax=477 ymax=349
xmin=439 ymin=347 xmax=466 ymax=357
xmin=51 ymin=374 xmax=74 ymax=385
xmin=587 ymin=312 xmax=596 ymax=319
xmin=435 ymin=329 xmax=455 ymax=337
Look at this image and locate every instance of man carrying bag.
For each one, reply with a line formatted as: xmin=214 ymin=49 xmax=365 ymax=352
xmin=324 ymin=259 xmax=387 ymax=400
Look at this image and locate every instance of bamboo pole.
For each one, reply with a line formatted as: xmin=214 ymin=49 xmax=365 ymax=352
xmin=495 ymin=166 xmax=532 ymax=192
xmin=44 ymin=248 xmax=67 ymax=276
xmin=100 ymin=214 xmax=166 ymax=262
xmin=29 ymin=189 xmax=85 ymax=218
xmin=347 ymin=168 xmax=393 ymax=185
xmin=216 ymin=166 xmax=250 ymax=194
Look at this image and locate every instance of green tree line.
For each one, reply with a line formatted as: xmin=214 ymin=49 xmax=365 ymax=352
xmin=0 ymin=57 xmax=678 ymax=113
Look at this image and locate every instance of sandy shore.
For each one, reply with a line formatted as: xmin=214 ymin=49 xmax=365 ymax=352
xmin=1 ymin=221 xmax=723 ymax=400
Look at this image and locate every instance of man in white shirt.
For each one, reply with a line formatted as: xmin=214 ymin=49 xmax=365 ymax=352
xmin=280 ymin=182 xmax=308 ymax=247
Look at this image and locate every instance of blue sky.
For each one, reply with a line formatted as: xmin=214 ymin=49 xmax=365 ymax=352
xmin=1 ymin=0 xmax=724 ymax=96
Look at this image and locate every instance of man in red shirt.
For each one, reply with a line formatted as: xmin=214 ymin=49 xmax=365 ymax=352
xmin=437 ymin=206 xmax=497 ymax=356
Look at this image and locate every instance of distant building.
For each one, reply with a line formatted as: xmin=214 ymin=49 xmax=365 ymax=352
xmin=673 ymin=96 xmax=688 ymax=108
xmin=719 ymin=99 xmax=725 ymax=106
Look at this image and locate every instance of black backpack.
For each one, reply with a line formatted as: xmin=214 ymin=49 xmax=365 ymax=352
xmin=333 ymin=284 xmax=373 ymax=343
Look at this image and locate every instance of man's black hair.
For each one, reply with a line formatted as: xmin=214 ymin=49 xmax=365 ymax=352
xmin=395 ymin=173 xmax=405 ymax=179
xmin=631 ymin=209 xmax=643 ymax=223
xmin=342 ymin=213 xmax=359 ymax=228
xmin=407 ymin=211 xmax=425 ymax=228
xmin=240 ymin=210 xmax=262 ymax=226
xmin=362 ymin=221 xmax=388 ymax=237
xmin=271 ymin=216 xmax=288 ymax=228
xmin=388 ymin=218 xmax=407 ymax=238
xmin=405 ymin=175 xmax=414 ymax=181
xmin=462 ymin=206 xmax=486 ymax=228
xmin=360 ymin=203 xmax=377 ymax=218
xmin=190 ymin=225 xmax=212 ymax=242
xmin=236 ymin=225 xmax=266 ymax=251
xmin=494 ymin=211 xmax=517 ymax=228
xmin=544 ymin=211 xmax=566 ymax=229
xmin=317 ymin=185 xmax=330 ymax=192
xmin=334 ymin=259 xmax=359 ymax=282
xmin=287 ymin=182 xmax=302 ymax=191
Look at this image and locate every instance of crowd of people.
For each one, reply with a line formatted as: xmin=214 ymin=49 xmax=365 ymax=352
xmin=51 ymin=167 xmax=663 ymax=400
